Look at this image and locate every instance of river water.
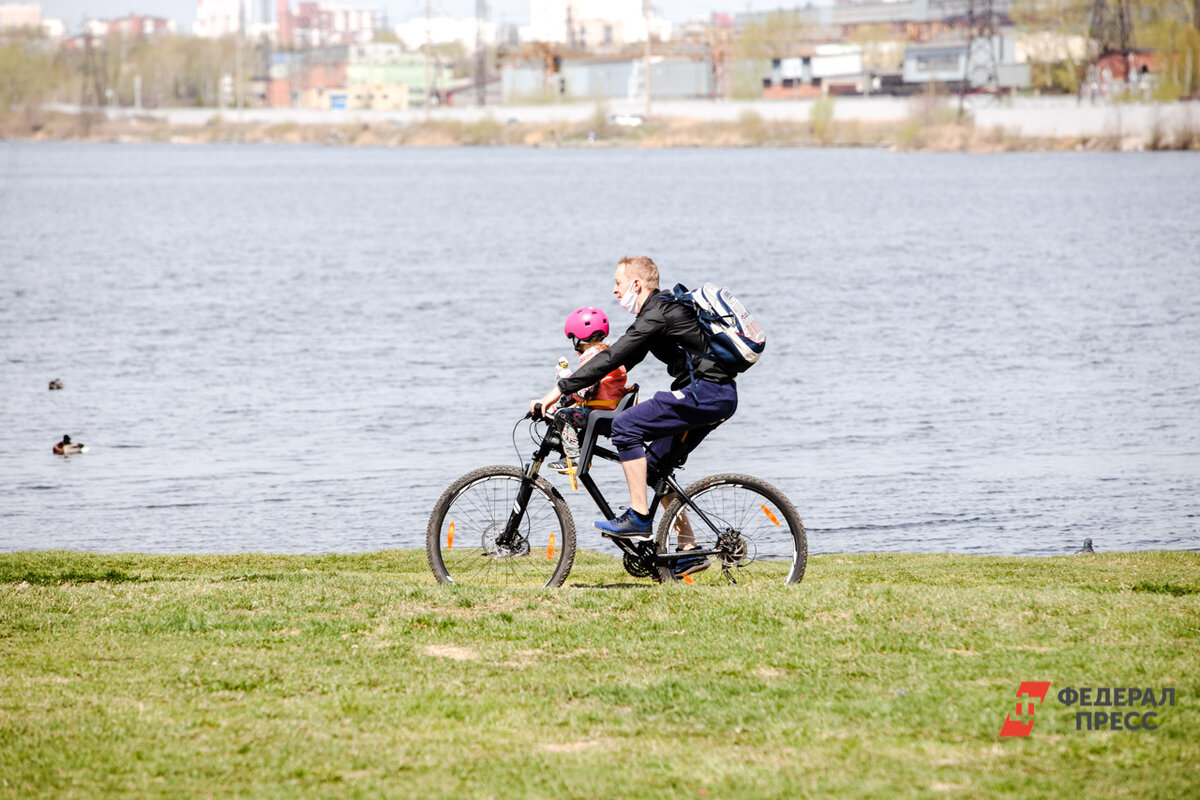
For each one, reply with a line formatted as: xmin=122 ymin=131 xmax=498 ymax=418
xmin=2 ymin=142 xmax=1198 ymax=556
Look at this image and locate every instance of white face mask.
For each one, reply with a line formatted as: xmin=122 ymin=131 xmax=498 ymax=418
xmin=618 ymin=282 xmax=640 ymax=315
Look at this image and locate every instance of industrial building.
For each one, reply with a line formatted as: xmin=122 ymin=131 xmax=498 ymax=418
xmin=751 ymin=1 xmax=1033 ymax=98
xmin=265 ymin=43 xmax=459 ymax=108
xmin=304 ymin=82 xmax=409 ymax=110
xmin=501 ymin=58 xmax=713 ymax=103
xmin=0 ymin=2 xmax=39 ymax=30
xmin=764 ymin=45 xmax=869 ymax=99
xmin=276 ymin=1 xmax=383 ymax=48
xmin=903 ymin=37 xmax=1031 ymax=91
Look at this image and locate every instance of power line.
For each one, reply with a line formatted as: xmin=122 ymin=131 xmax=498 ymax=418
xmin=475 ymin=0 xmax=489 ymax=106
xmin=958 ymin=0 xmax=999 ymax=120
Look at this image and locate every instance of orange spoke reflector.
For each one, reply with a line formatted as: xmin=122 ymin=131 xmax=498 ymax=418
xmin=447 ymin=521 xmax=455 ymax=549
xmin=547 ymin=532 xmax=556 ymax=561
xmin=682 ymin=573 xmax=695 ymax=585
xmin=761 ymin=505 xmax=780 ymax=526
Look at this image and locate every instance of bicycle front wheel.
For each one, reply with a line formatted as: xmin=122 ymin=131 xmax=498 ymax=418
xmin=426 ymin=466 xmax=577 ymax=587
xmin=655 ymin=473 xmax=807 ymax=586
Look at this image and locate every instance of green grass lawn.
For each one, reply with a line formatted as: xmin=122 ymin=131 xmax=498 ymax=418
xmin=1 ymin=550 xmax=1197 ymax=798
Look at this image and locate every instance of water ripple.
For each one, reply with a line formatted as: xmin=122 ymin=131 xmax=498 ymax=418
xmin=1 ymin=143 xmax=1198 ymax=556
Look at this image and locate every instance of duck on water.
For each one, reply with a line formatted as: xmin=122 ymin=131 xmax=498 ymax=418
xmin=53 ymin=435 xmax=87 ymax=455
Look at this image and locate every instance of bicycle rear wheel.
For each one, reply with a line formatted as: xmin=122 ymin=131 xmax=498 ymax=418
xmin=655 ymin=473 xmax=807 ymax=586
xmin=426 ymin=466 xmax=576 ymax=587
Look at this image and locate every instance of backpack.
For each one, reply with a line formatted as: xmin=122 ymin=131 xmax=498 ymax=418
xmin=669 ymin=283 xmax=766 ymax=374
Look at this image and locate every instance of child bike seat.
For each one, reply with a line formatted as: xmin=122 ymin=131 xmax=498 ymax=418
xmin=574 ymin=384 xmax=638 ymax=480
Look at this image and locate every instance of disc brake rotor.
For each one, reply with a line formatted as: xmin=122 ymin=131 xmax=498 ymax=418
xmin=482 ymin=522 xmax=529 ymax=558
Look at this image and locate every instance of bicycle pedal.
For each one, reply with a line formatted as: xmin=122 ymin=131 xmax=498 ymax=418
xmin=598 ymin=531 xmax=653 ymax=543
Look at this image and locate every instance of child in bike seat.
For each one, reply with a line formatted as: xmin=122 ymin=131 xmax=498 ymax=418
xmin=546 ymin=306 xmax=628 ymax=474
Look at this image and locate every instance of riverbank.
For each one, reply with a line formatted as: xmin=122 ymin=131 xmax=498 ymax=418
xmin=4 ymin=105 xmax=1198 ymax=151
xmin=1 ymin=550 xmax=1196 ymax=797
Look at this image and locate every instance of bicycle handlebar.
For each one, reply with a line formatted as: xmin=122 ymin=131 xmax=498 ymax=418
xmin=527 ymin=397 xmax=577 ymax=422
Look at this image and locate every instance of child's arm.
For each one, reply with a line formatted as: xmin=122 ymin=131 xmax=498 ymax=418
xmin=572 ymin=348 xmax=605 ymax=399
xmin=550 ymin=358 xmax=582 ymax=412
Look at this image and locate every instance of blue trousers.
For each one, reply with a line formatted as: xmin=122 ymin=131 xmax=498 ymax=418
xmin=611 ymin=379 xmax=738 ymax=477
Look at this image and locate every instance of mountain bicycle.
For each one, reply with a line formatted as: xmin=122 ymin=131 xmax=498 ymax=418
xmin=425 ymin=386 xmax=807 ymax=587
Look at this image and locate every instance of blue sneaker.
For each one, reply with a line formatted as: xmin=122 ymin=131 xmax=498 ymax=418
xmin=594 ymin=509 xmax=654 ymax=540
xmin=673 ymin=547 xmax=710 ymax=579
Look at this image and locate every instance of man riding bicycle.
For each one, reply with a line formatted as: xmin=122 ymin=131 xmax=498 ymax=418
xmin=532 ymin=256 xmax=738 ymax=539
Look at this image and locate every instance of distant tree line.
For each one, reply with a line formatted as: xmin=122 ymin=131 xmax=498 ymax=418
xmin=1 ymin=29 xmax=253 ymax=113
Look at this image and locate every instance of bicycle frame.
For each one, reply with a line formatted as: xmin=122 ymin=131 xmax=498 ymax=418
xmin=497 ymin=415 xmax=730 ymax=568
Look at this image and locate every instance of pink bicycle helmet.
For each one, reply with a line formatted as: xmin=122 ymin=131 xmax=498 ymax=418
xmin=564 ymin=306 xmax=609 ymax=341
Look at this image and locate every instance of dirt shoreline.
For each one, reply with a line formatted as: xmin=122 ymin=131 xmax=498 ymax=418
xmin=3 ymin=110 xmax=1196 ymax=152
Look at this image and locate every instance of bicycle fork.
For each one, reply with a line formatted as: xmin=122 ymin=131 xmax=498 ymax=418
xmin=496 ymin=432 xmax=557 ymax=551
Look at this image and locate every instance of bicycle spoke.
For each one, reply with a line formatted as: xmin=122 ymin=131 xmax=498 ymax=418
xmin=656 ymin=475 xmax=806 ymax=586
xmin=428 ymin=468 xmax=575 ymax=587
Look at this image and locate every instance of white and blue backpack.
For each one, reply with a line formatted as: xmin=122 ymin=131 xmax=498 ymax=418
xmin=670 ymin=283 xmax=766 ymax=374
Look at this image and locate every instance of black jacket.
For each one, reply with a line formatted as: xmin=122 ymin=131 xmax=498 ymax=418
xmin=558 ymin=291 xmax=736 ymax=394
